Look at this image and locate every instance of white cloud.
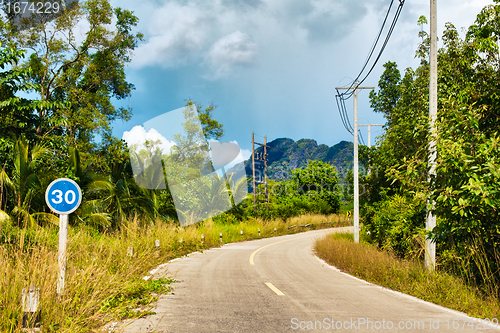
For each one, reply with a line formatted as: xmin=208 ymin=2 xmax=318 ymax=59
xmin=205 ymin=31 xmax=258 ymax=79
xmin=130 ymin=3 xmax=212 ymax=68
xmin=206 ymin=139 xmax=251 ymax=170
xmin=122 ymin=125 xmax=175 ymax=154
xmin=225 ymin=140 xmax=251 ymax=170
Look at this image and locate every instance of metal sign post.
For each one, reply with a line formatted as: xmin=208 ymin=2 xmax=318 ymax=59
xmin=45 ymin=178 xmax=82 ymax=297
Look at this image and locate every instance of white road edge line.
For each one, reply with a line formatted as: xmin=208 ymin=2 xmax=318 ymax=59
xmin=315 ymin=255 xmax=500 ymax=331
xmin=265 ymin=282 xmax=285 ymax=296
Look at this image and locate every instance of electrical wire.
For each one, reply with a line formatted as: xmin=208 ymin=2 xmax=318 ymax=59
xmin=359 ymin=130 xmax=365 ymax=146
xmin=345 ymin=0 xmax=396 ymax=97
xmin=335 ymin=89 xmax=354 ymax=134
xmin=335 ymin=0 xmax=406 ymax=135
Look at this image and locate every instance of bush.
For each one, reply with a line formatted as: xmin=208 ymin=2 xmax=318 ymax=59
xmin=362 ymin=194 xmax=425 ymax=258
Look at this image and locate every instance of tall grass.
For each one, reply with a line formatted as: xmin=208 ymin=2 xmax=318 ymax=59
xmin=440 ymin=235 xmax=500 ymax=300
xmin=315 ymin=233 xmax=500 ymax=319
xmin=0 ymin=213 xmax=350 ymax=332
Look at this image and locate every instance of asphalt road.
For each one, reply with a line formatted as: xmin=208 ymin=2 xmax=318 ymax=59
xmin=116 ymin=227 xmax=498 ymax=333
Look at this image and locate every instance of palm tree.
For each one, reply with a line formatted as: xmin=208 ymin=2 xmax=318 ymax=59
xmin=0 ymin=138 xmax=58 ymax=227
xmin=82 ymin=158 xmax=156 ymax=229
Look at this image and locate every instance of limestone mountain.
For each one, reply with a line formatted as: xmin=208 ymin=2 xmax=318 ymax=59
xmin=242 ymin=138 xmax=354 ymax=182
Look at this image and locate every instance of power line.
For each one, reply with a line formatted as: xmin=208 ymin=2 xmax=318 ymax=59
xmin=359 ymin=130 xmax=365 ymax=146
xmin=342 ymin=0 xmax=405 ymax=97
xmin=335 ymin=0 xmax=406 ymax=134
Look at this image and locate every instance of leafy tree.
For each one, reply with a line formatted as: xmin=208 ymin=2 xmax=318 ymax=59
xmin=369 ymin=61 xmax=401 ymax=123
xmin=364 ymin=4 xmax=500 ymax=291
xmin=266 ymin=160 xmax=341 ymax=217
xmin=362 ymin=194 xmax=425 ymax=258
xmin=127 ymin=100 xmax=226 ymax=225
xmin=342 ymin=169 xmax=353 ymax=204
xmin=0 ymin=138 xmax=58 ymax=227
xmin=0 ymin=42 xmax=68 ymax=172
xmin=196 ymin=101 xmax=224 ymax=140
xmin=82 ymin=158 xmax=155 ymax=229
xmin=0 ymin=0 xmax=143 ymax=173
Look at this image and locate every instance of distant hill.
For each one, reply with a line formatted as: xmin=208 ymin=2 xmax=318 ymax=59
xmin=240 ymin=138 xmax=354 ymax=182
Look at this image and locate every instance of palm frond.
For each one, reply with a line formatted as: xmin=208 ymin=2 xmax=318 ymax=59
xmin=81 ymin=212 xmax=112 ymax=229
xmin=11 ymin=206 xmax=37 ymax=228
xmin=0 ymin=167 xmax=14 ymax=191
xmin=86 ymin=178 xmax=115 ymax=193
xmin=0 ymin=210 xmax=11 ymax=223
xmin=32 ymin=212 xmax=59 ymax=226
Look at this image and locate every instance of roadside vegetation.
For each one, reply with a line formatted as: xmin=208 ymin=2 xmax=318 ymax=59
xmin=351 ymin=2 xmax=500 ymax=313
xmin=316 ymin=1 xmax=500 ymax=321
xmin=2 ymin=0 xmax=500 ymax=331
xmin=1 ymin=214 xmax=349 ymax=332
xmin=315 ymin=232 xmax=500 ymax=319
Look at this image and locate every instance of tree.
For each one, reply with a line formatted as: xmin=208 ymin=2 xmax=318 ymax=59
xmin=369 ymin=61 xmax=401 ymax=124
xmin=0 ymin=0 xmax=143 ymax=173
xmin=0 ymin=138 xmax=58 ymax=227
xmin=270 ymin=160 xmax=341 ymax=216
xmin=196 ymin=101 xmax=224 ymax=140
xmin=82 ymin=158 xmax=155 ymax=229
xmin=364 ymin=6 xmax=500 ymax=291
xmin=0 ymin=42 xmax=69 ymax=172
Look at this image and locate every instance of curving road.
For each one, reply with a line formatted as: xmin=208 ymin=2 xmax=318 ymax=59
xmin=117 ymin=227 xmax=497 ymax=332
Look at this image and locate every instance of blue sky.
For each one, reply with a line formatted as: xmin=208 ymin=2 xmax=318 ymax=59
xmin=111 ymin=0 xmax=492 ymax=161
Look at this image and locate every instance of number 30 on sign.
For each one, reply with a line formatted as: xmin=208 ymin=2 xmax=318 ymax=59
xmin=45 ymin=178 xmax=82 ymax=214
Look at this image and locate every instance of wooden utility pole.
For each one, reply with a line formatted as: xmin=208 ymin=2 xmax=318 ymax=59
xmin=264 ymin=136 xmax=268 ymax=204
xmin=252 ymin=133 xmax=269 ymax=209
xmin=426 ymin=0 xmax=438 ymax=271
xmin=252 ymin=133 xmax=256 ymax=207
xmin=336 ymin=85 xmax=374 ymax=243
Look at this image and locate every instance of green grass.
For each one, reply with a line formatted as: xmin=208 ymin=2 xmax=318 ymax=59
xmin=0 ymin=213 xmax=350 ymax=332
xmin=314 ymin=232 xmax=500 ymax=319
xmin=100 ymin=277 xmax=176 ymax=321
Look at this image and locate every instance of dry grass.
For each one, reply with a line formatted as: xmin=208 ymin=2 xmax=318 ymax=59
xmin=315 ymin=233 xmax=500 ymax=319
xmin=0 ymin=213 xmax=350 ymax=332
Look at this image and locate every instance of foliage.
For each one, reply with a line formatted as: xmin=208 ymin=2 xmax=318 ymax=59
xmin=362 ymin=194 xmax=425 ymax=258
xmin=101 ymin=277 xmax=175 ymax=320
xmin=315 ymin=233 xmax=500 ymax=319
xmin=195 ymin=100 xmax=224 ymax=140
xmin=249 ymin=160 xmax=342 ymax=219
xmin=0 ymin=0 xmax=143 ymax=173
xmin=363 ymin=3 xmax=500 ymax=295
xmin=0 ymin=42 xmax=67 ymax=174
xmin=0 ymin=138 xmax=58 ymax=227
xmin=80 ymin=159 xmax=156 ymax=230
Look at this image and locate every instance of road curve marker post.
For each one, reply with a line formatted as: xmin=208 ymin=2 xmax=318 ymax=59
xmin=45 ymin=178 xmax=82 ymax=298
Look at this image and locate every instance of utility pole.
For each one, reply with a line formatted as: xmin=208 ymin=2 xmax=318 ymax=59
xmin=359 ymin=123 xmax=383 ymax=175
xmin=264 ymin=136 xmax=268 ymax=204
xmin=426 ymin=0 xmax=438 ymax=271
xmin=252 ymin=133 xmax=256 ymax=208
xmin=359 ymin=124 xmax=383 ymax=148
xmin=252 ymin=133 xmax=269 ymax=210
xmin=336 ymin=85 xmax=374 ymax=243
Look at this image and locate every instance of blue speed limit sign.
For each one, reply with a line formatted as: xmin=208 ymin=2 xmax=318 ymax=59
xmin=45 ymin=178 xmax=82 ymax=214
